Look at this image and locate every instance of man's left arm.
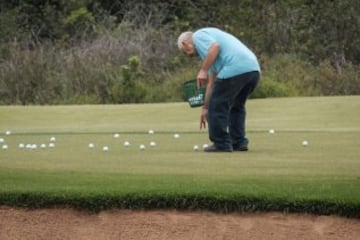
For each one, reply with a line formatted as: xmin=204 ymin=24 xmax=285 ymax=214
xmin=197 ymin=42 xmax=220 ymax=89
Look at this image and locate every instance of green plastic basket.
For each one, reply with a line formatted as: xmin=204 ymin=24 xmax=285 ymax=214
xmin=182 ymin=79 xmax=205 ymax=108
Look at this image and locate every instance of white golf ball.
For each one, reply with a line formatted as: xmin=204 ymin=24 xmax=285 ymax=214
xmin=269 ymin=129 xmax=275 ymax=134
xmin=193 ymin=145 xmax=199 ymax=151
xmin=2 ymin=144 xmax=8 ymax=150
xmin=50 ymin=136 xmax=56 ymax=142
xmin=0 ymin=138 xmax=4 ymax=143
xmin=88 ymin=143 xmax=95 ymax=148
xmin=173 ymin=133 xmax=180 ymax=139
xmin=5 ymin=130 xmax=11 ymax=135
xmin=26 ymin=144 xmax=32 ymax=149
xmin=149 ymin=141 xmax=156 ymax=147
xmin=139 ymin=144 xmax=146 ymax=150
xmin=31 ymin=144 xmax=37 ymax=150
xmin=102 ymin=146 xmax=109 ymax=152
xmin=123 ymin=141 xmax=130 ymax=147
xmin=48 ymin=142 xmax=55 ymax=148
xmin=18 ymin=143 xmax=25 ymax=149
xmin=202 ymin=144 xmax=209 ymax=149
xmin=40 ymin=143 xmax=47 ymax=149
xmin=113 ymin=133 xmax=120 ymax=138
xmin=302 ymin=140 xmax=309 ymax=146
xmin=148 ymin=129 xmax=155 ymax=135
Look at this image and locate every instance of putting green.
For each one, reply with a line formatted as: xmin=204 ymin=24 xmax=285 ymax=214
xmin=0 ymin=96 xmax=359 ymax=215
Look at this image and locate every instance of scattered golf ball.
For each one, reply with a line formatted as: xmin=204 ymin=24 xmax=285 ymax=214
xmin=148 ymin=129 xmax=155 ymax=135
xmin=26 ymin=144 xmax=32 ymax=149
xmin=40 ymin=143 xmax=47 ymax=149
xmin=149 ymin=141 xmax=156 ymax=147
xmin=2 ymin=144 xmax=8 ymax=150
xmin=139 ymin=144 xmax=146 ymax=150
xmin=31 ymin=144 xmax=38 ymax=150
xmin=173 ymin=133 xmax=180 ymax=139
xmin=269 ymin=129 xmax=275 ymax=134
xmin=102 ymin=146 xmax=109 ymax=152
xmin=5 ymin=130 xmax=11 ymax=135
xmin=302 ymin=140 xmax=309 ymax=146
xmin=50 ymin=136 xmax=56 ymax=142
xmin=123 ymin=141 xmax=130 ymax=147
xmin=88 ymin=143 xmax=95 ymax=148
xmin=193 ymin=145 xmax=199 ymax=151
xmin=18 ymin=143 xmax=25 ymax=149
xmin=202 ymin=144 xmax=209 ymax=149
xmin=48 ymin=142 xmax=55 ymax=148
xmin=0 ymin=138 xmax=4 ymax=143
xmin=113 ymin=133 xmax=120 ymax=138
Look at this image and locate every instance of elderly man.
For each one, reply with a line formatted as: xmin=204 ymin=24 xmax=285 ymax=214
xmin=177 ymin=27 xmax=260 ymax=152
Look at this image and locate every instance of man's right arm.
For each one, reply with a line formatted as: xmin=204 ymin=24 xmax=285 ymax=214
xmin=200 ymin=73 xmax=216 ymax=129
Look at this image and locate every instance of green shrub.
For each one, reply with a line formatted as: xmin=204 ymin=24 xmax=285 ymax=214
xmin=252 ymin=77 xmax=296 ymax=98
xmin=62 ymin=7 xmax=95 ymax=35
xmin=61 ymin=94 xmax=101 ymax=105
xmin=0 ymin=44 xmax=64 ymax=105
xmin=111 ymin=55 xmax=147 ymax=103
xmin=314 ymin=61 xmax=360 ymax=95
xmin=0 ymin=28 xmax=359 ymax=105
xmin=260 ymin=54 xmax=316 ymax=96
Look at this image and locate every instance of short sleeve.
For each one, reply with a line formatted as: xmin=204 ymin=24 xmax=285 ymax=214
xmin=193 ymin=30 xmax=217 ymax=59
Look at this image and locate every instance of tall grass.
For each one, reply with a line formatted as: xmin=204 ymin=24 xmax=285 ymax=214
xmin=257 ymin=54 xmax=360 ymax=97
xmin=1 ymin=28 xmax=359 ymax=105
xmin=0 ymin=22 xmax=184 ymax=105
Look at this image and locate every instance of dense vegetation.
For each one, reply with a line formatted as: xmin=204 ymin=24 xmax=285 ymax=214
xmin=0 ymin=0 xmax=359 ymax=105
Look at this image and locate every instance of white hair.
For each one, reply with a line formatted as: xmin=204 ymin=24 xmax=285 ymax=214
xmin=177 ymin=31 xmax=193 ymax=50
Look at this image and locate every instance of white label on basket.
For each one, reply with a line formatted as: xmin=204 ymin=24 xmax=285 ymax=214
xmin=189 ymin=93 xmax=204 ymax=105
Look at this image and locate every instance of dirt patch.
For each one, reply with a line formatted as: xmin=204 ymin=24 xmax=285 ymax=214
xmin=0 ymin=207 xmax=359 ymax=240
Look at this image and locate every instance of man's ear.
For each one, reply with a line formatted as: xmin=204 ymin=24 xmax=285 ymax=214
xmin=181 ymin=41 xmax=187 ymax=48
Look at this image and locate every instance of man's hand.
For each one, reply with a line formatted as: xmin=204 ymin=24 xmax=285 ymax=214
xmin=197 ymin=69 xmax=208 ymax=89
xmin=200 ymin=107 xmax=208 ymax=129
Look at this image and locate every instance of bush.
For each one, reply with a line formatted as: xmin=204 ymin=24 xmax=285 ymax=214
xmin=111 ymin=55 xmax=147 ymax=103
xmin=260 ymin=54 xmax=317 ymax=96
xmin=0 ymin=43 xmax=64 ymax=105
xmin=62 ymin=94 xmax=101 ymax=105
xmin=252 ymin=77 xmax=296 ymax=98
xmin=314 ymin=61 xmax=360 ymax=95
xmin=1 ymin=9 xmax=359 ymax=106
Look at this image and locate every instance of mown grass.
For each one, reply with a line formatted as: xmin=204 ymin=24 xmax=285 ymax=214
xmin=0 ymin=96 xmax=359 ymax=216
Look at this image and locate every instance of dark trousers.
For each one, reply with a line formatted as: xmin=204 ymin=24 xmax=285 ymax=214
xmin=208 ymin=71 xmax=260 ymax=150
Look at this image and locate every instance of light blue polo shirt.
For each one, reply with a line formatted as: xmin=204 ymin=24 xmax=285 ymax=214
xmin=193 ymin=27 xmax=260 ymax=79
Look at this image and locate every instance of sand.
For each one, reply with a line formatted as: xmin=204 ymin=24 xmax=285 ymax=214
xmin=0 ymin=207 xmax=359 ymax=240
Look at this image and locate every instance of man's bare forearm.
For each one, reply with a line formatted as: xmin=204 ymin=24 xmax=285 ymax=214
xmin=201 ymin=42 xmax=219 ymax=72
xmin=203 ymin=73 xmax=216 ymax=109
